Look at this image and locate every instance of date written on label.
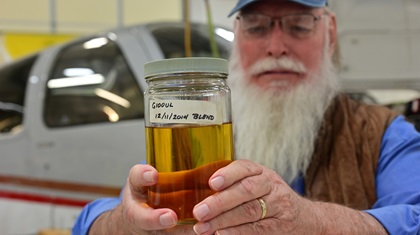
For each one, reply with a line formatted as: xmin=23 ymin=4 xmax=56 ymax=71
xmin=149 ymin=100 xmax=221 ymax=125
xmin=154 ymin=112 xmax=215 ymax=121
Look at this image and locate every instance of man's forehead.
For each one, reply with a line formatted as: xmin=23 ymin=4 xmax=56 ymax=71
xmin=228 ymin=0 xmax=327 ymax=17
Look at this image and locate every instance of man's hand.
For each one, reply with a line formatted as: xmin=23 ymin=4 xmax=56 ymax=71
xmin=89 ymin=164 xmax=195 ymax=235
xmin=191 ymin=159 xmax=309 ymax=234
xmin=191 ymin=160 xmax=388 ymax=235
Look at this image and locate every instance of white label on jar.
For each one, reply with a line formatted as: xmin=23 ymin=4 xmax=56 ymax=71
xmin=149 ymin=100 xmax=222 ymax=125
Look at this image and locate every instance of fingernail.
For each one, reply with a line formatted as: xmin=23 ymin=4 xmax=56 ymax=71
xmin=194 ymin=203 xmax=209 ymax=221
xmin=210 ymin=176 xmax=224 ymax=190
xmin=159 ymin=212 xmax=176 ymax=227
xmin=193 ymin=222 xmax=210 ymax=234
xmin=143 ymin=171 xmax=154 ymax=182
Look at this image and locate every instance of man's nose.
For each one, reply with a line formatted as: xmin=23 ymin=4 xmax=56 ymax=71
xmin=266 ymin=22 xmax=290 ymax=58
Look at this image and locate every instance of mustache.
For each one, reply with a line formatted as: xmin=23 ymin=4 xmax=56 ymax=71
xmin=249 ymin=57 xmax=307 ymax=76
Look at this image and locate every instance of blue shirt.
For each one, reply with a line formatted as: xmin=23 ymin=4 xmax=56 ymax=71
xmin=73 ymin=115 xmax=420 ymax=235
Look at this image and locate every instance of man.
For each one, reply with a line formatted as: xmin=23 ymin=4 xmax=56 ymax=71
xmin=73 ymin=0 xmax=420 ymax=234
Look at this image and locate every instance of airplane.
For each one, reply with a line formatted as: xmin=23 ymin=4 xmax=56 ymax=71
xmin=0 ymin=21 xmax=233 ymax=234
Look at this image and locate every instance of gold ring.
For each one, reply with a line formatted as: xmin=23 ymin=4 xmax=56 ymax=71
xmin=257 ymin=198 xmax=267 ymax=220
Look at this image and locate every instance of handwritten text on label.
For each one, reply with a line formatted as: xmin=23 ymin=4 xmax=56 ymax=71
xmin=149 ymin=100 xmax=221 ymax=125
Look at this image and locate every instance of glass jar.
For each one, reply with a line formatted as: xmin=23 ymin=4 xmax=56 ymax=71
xmin=144 ymin=57 xmax=234 ymax=224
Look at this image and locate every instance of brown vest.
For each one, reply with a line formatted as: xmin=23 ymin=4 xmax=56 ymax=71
xmin=304 ymin=94 xmax=398 ymax=210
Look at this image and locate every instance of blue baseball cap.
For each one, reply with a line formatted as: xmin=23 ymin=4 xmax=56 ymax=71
xmin=228 ymin=0 xmax=328 ymax=17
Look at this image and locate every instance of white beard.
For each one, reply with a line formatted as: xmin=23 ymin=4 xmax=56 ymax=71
xmin=228 ymin=37 xmax=339 ymax=184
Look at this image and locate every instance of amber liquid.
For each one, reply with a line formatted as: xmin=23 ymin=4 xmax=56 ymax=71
xmin=146 ymin=123 xmax=234 ymax=224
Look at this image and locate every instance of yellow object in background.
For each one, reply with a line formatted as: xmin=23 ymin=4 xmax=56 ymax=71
xmin=37 ymin=228 xmax=71 ymax=235
xmin=4 ymin=33 xmax=76 ymax=59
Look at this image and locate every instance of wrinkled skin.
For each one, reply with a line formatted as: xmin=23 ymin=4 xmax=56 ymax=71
xmin=191 ymin=160 xmax=314 ymax=235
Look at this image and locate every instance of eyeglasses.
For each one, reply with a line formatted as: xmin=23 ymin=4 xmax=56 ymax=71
xmin=236 ymin=12 xmax=327 ymax=39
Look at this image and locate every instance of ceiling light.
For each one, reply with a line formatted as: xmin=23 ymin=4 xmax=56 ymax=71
xmin=83 ymin=37 xmax=108 ymax=49
xmin=47 ymin=74 xmax=105 ymax=88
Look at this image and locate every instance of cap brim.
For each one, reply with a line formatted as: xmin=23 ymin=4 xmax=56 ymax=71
xmin=228 ymin=0 xmax=327 ymax=17
xmin=228 ymin=0 xmax=257 ymax=17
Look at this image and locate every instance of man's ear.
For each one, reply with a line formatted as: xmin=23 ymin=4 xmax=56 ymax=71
xmin=328 ymin=12 xmax=338 ymax=58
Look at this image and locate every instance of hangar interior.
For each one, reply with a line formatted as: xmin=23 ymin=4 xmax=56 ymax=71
xmin=0 ymin=0 xmax=419 ymax=234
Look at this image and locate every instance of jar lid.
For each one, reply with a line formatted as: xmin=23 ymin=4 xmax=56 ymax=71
xmin=144 ymin=57 xmax=228 ymax=79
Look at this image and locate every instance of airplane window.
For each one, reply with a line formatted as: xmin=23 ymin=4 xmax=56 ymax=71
xmin=0 ymin=55 xmax=37 ymax=133
xmin=44 ymin=37 xmax=144 ymax=127
xmin=148 ymin=23 xmax=231 ymax=59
